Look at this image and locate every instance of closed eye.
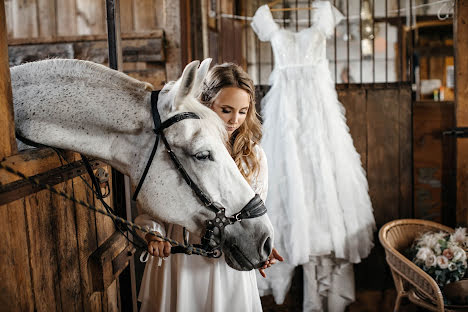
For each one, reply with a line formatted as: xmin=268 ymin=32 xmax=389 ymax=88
xmin=193 ymin=151 xmax=213 ymax=161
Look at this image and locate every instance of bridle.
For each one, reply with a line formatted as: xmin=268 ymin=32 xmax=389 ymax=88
xmin=132 ymin=91 xmax=267 ymax=258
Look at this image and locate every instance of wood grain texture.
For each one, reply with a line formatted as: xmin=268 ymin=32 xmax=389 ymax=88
xmin=456 ymin=0 xmax=468 ymax=225
xmin=76 ymin=0 xmax=105 ymax=35
xmin=72 ymin=174 xmax=101 ymax=311
xmin=133 ymin=0 xmax=156 ymax=31
xmin=367 ymin=88 xmax=401 ymax=226
xmin=338 ymin=89 xmax=367 ymax=170
xmin=11 ymin=0 xmax=38 ymax=38
xmin=0 ymin=0 xmax=16 ymax=159
xmin=120 ymin=0 xmax=134 ymax=33
xmin=398 ymin=88 xmax=413 ymax=220
xmin=36 ymin=0 xmax=56 ymax=37
xmin=164 ymin=0 xmax=182 ymax=81
xmin=52 ymin=179 xmax=84 ymax=311
xmin=56 ymin=0 xmax=77 ymax=36
xmin=0 ymin=199 xmax=34 ymax=311
xmin=24 ymin=190 xmax=62 ymax=311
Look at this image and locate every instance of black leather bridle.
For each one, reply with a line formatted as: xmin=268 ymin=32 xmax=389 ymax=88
xmin=132 ymin=91 xmax=267 ymax=258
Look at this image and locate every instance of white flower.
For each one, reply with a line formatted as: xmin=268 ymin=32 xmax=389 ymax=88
xmin=450 ymin=228 xmax=467 ymax=245
xmin=419 ymin=232 xmax=445 ymax=254
xmin=416 ymin=247 xmax=434 ymax=262
xmin=448 ymin=262 xmax=457 ymax=271
xmin=437 ymin=255 xmax=449 ymax=269
xmin=425 ymin=255 xmax=437 ymax=267
xmin=452 ymin=247 xmax=467 ymax=262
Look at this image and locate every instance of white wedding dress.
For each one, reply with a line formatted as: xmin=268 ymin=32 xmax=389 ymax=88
xmin=251 ymin=2 xmax=376 ymax=311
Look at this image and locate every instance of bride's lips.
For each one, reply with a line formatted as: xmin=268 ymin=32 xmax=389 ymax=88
xmin=226 ymin=126 xmax=237 ymax=132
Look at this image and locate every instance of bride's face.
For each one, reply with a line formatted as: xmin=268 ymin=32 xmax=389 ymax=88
xmin=211 ymin=87 xmax=250 ymax=136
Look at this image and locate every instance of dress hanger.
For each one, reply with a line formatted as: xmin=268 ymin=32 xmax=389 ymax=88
xmin=267 ymin=0 xmax=316 ymax=12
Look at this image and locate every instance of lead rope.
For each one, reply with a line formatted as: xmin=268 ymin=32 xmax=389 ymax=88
xmin=0 ymin=161 xmax=213 ymax=257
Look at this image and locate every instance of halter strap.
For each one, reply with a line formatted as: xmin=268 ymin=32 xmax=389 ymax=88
xmin=132 ymin=91 xmax=200 ymax=201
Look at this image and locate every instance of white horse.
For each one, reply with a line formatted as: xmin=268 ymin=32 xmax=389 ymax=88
xmin=10 ymin=58 xmax=273 ymax=271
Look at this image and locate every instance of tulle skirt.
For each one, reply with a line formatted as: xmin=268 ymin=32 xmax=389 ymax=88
xmin=261 ymin=60 xmax=376 ymax=266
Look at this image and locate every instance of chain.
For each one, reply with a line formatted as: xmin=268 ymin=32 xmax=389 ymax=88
xmin=0 ymin=161 xmax=210 ymax=257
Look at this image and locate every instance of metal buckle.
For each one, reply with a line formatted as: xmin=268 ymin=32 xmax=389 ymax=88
xmin=234 ymin=212 xmax=242 ymax=222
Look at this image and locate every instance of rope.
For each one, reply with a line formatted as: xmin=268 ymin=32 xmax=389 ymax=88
xmin=0 ymin=161 xmax=210 ymax=257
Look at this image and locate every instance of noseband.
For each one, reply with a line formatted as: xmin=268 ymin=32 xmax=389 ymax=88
xmin=132 ymin=91 xmax=267 ymax=258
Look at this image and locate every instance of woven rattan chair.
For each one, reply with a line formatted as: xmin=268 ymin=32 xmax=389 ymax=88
xmin=379 ymin=219 xmax=455 ymax=312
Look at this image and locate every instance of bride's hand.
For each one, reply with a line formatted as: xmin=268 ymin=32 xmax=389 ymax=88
xmin=145 ymin=232 xmax=172 ymax=258
xmin=258 ymin=248 xmax=284 ymax=278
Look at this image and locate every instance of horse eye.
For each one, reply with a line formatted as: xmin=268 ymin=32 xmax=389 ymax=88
xmin=194 ymin=151 xmax=212 ymax=161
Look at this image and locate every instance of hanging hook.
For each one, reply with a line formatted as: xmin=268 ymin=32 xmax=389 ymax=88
xmin=437 ymin=0 xmax=454 ymax=21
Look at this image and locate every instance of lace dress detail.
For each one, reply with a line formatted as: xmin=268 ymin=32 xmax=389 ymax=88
xmin=251 ymin=2 xmax=376 ymax=308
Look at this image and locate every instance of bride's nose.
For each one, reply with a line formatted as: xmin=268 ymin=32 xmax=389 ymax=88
xmin=229 ymin=113 xmax=240 ymax=124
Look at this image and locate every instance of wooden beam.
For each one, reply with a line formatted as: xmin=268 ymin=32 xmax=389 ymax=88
xmin=7 ymin=30 xmax=164 ymax=46
xmin=0 ymin=0 xmax=16 ymax=159
xmin=455 ymin=0 xmax=468 ymax=225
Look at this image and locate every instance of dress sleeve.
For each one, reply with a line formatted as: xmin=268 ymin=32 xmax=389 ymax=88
xmin=313 ymin=1 xmax=344 ymax=38
xmin=134 ymin=213 xmax=167 ymax=240
xmin=251 ymin=4 xmax=279 ymax=42
xmin=252 ymin=145 xmax=269 ymax=202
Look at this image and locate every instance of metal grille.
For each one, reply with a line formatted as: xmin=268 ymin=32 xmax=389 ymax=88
xmin=230 ymin=0 xmax=455 ymax=87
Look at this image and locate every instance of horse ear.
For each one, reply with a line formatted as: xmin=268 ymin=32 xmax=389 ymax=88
xmin=192 ymin=58 xmax=212 ymax=96
xmin=174 ymin=60 xmax=200 ymax=110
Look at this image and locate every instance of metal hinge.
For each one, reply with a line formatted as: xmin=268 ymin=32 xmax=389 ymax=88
xmin=442 ymin=127 xmax=468 ymax=138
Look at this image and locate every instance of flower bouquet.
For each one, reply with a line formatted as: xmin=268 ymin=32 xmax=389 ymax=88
xmin=408 ymin=227 xmax=468 ymax=288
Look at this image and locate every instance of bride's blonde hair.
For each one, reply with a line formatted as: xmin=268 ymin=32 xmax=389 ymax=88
xmin=200 ymin=63 xmax=262 ymax=184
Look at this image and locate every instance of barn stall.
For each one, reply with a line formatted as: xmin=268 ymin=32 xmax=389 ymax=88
xmin=0 ymin=0 xmax=467 ymax=311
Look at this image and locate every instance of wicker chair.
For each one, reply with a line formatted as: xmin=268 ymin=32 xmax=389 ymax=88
xmin=379 ymin=219 xmax=455 ymax=312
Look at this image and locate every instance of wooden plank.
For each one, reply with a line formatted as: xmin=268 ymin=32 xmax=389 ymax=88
xmin=76 ymin=0 xmax=105 ymax=35
xmin=154 ymin=0 xmax=165 ymax=28
xmin=11 ymin=0 xmax=38 ymax=38
xmin=8 ymin=43 xmax=74 ymax=66
xmin=0 ymin=0 xmax=16 ymax=158
xmin=52 ymin=179 xmax=83 ymax=311
xmin=133 ymin=0 xmax=156 ymax=31
xmin=0 ymin=149 xmax=71 ymax=184
xmin=455 ymin=0 xmax=468 ymax=225
xmin=36 ymin=0 xmax=56 ymax=37
xmin=338 ymin=89 xmax=367 ymax=170
xmin=0 ymin=199 xmax=34 ymax=311
xmin=56 ymin=0 xmax=77 ymax=36
xmin=119 ymin=0 xmax=134 ymax=33
xmin=8 ymin=30 xmax=164 ymax=45
xmin=164 ymin=0 xmax=182 ymax=81
xmin=0 ymin=158 xmax=105 ymax=205
xmin=4 ymin=0 xmax=13 ymax=38
xmin=399 ymin=87 xmax=413 ymax=219
xmin=126 ymin=65 xmax=166 ymax=89
xmin=413 ymin=101 xmax=444 ymax=221
xmin=88 ymin=231 xmax=129 ymax=292
xmin=366 ymin=88 xmax=400 ymax=226
xmin=24 ymin=190 xmax=62 ymax=311
xmin=72 ymin=173 xmax=102 ymax=312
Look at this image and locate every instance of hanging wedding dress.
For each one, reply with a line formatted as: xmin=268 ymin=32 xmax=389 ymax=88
xmin=251 ymin=2 xmax=376 ymax=311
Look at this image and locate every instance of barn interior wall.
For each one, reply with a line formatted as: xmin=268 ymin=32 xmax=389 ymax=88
xmin=5 ymin=0 xmax=175 ymax=89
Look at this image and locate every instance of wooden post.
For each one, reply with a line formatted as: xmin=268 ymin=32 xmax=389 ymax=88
xmin=0 ymin=0 xmax=16 ymax=159
xmin=455 ymin=0 xmax=468 ymax=225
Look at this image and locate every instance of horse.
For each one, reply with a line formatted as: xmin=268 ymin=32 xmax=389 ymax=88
xmin=10 ymin=58 xmax=273 ymax=271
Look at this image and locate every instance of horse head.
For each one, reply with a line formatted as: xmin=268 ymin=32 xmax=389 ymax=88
xmin=11 ymin=58 xmax=273 ymax=271
xmin=137 ymin=59 xmax=274 ymax=270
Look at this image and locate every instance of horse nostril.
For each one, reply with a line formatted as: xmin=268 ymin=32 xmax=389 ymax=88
xmin=263 ymin=237 xmax=272 ymax=258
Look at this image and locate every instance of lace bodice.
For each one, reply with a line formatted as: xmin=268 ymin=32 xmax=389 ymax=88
xmin=251 ymin=2 xmax=343 ymax=68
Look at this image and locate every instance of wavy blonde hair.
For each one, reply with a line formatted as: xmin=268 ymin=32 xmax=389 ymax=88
xmin=200 ymin=63 xmax=262 ymax=184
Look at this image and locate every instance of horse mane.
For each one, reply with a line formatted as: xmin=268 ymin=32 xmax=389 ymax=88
xmin=10 ymin=58 xmax=154 ymax=93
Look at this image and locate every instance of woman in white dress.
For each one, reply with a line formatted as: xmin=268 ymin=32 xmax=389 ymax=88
xmin=135 ymin=63 xmax=282 ymax=312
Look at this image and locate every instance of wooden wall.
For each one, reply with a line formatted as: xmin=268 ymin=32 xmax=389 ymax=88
xmin=5 ymin=0 xmax=183 ymax=88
